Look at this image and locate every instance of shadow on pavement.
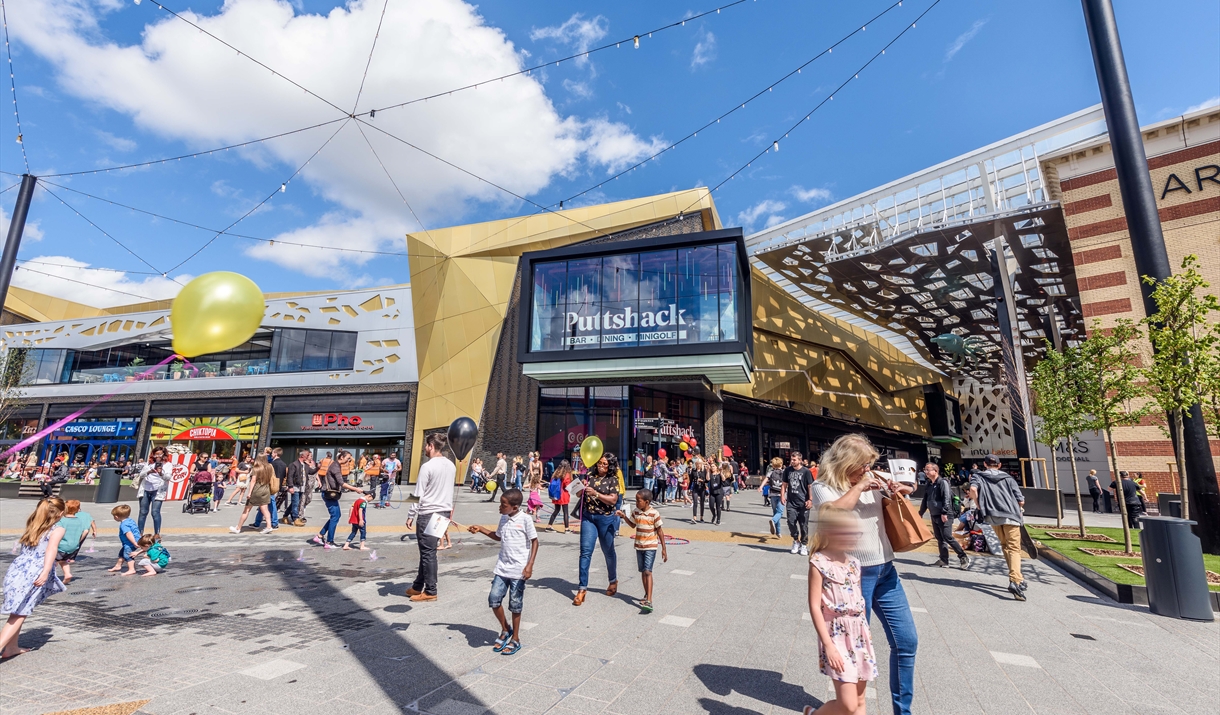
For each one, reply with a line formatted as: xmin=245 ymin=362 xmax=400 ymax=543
xmin=432 ymin=622 xmax=500 ymax=648
xmin=263 ymin=548 xmax=485 ymax=713
xmin=1065 ymin=594 xmax=1150 ymax=612
xmin=531 ymin=576 xmax=577 ymax=600
xmin=899 ymin=572 xmax=1013 ymax=600
xmin=698 ymin=697 xmax=765 ymax=715
xmin=692 ymin=664 xmax=820 ymax=712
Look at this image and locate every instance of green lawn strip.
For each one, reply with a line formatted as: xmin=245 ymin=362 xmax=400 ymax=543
xmin=1027 ymin=526 xmax=1220 ymax=592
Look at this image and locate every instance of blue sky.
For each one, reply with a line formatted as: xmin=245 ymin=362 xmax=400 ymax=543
xmin=1 ymin=0 xmax=1217 ymax=305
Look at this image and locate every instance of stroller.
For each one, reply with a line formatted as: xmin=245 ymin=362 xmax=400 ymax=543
xmin=182 ymin=480 xmax=212 ymax=514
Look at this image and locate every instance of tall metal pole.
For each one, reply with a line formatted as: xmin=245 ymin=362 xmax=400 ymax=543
xmin=1081 ymin=0 xmax=1220 ymax=553
xmin=0 ymin=174 xmax=37 ymax=316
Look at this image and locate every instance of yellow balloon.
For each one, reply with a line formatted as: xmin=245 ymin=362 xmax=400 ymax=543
xmin=679 ymin=441 xmax=690 ymax=452
xmin=485 ymin=481 xmax=497 ymax=493
xmin=579 ymin=435 xmax=604 ymax=469
xmin=170 ymin=272 xmax=265 ymax=358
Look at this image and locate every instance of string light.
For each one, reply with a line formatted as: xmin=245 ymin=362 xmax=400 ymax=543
xmin=773 ymin=141 xmax=779 ymax=152
xmin=634 ymin=35 xmax=640 ymax=49
xmin=2 ymin=0 xmax=30 ymax=172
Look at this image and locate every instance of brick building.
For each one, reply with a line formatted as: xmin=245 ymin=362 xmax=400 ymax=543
xmin=1041 ymin=105 xmax=1220 ymax=495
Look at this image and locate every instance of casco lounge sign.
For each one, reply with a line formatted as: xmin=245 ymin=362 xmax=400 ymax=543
xmin=565 ymin=305 xmax=688 ymax=346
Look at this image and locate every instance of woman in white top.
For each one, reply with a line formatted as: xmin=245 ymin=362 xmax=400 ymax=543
xmin=136 ymin=447 xmax=172 ymax=536
xmin=809 ymin=434 xmax=918 ymax=715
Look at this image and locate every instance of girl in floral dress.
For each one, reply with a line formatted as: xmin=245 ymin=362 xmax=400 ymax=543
xmin=1 ymin=498 xmax=67 ymax=661
xmin=804 ymin=505 xmax=877 ymax=715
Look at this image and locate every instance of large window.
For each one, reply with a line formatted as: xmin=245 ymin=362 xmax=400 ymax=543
xmin=13 ymin=348 xmax=70 ymax=385
xmin=270 ymin=329 xmax=357 ymax=373
xmin=527 ymin=239 xmax=743 ymax=354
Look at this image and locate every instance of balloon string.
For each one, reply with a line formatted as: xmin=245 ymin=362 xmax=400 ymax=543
xmin=2 ymin=354 xmax=181 ymax=459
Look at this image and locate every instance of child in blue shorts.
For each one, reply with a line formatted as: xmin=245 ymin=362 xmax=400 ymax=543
xmin=467 ymin=489 xmax=538 ymax=656
xmin=106 ymin=504 xmax=141 ymax=575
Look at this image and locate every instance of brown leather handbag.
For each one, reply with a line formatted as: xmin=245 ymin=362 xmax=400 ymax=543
xmin=882 ymin=490 xmax=934 ymax=552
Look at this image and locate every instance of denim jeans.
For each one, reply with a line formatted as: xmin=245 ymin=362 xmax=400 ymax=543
xmin=643 ymin=477 xmax=656 ymax=495
xmin=287 ymin=491 xmax=301 ymax=522
xmin=253 ymin=494 xmax=282 ymax=529
xmin=769 ymin=494 xmax=784 ymax=534
xmin=346 ymin=523 xmax=367 ymax=543
xmin=379 ymin=480 xmax=392 ymax=505
xmin=861 ymin=562 xmax=918 ymax=715
xmin=578 ymin=513 xmax=618 ymax=590
xmin=138 ymin=490 xmax=162 ymax=534
xmin=489 ymin=574 xmax=526 ymax=613
xmin=318 ymin=497 xmax=342 ymax=544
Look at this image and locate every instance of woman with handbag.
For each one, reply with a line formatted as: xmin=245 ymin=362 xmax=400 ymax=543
xmin=230 ymin=458 xmax=275 ymax=535
xmin=810 ymin=434 xmax=918 ymax=715
xmin=313 ymin=451 xmax=362 ymax=548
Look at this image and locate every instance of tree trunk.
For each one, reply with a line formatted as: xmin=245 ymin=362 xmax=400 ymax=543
xmin=1050 ymin=441 xmax=1063 ymax=528
xmin=1068 ymin=435 xmax=1086 ymax=537
xmin=1173 ymin=408 xmax=1190 ymax=521
xmin=1105 ymin=426 xmax=1134 ymax=553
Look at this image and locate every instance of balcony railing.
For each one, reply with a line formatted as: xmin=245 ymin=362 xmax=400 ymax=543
xmin=68 ymin=359 xmax=272 ymax=384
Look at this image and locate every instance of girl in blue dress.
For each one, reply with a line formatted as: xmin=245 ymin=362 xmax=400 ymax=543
xmin=1 ymin=498 xmax=67 ymax=660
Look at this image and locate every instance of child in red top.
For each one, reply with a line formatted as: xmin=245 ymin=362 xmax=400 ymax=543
xmin=342 ymin=491 xmax=370 ymax=551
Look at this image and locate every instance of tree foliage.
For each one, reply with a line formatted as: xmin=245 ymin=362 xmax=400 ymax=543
xmin=1030 ymin=341 xmax=1090 ymax=533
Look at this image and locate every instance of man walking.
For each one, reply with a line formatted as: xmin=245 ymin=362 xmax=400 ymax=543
xmin=285 ymin=449 xmax=316 ymax=526
xmin=919 ymin=463 xmax=969 ymax=569
xmin=407 ymin=433 xmax=456 ymax=602
xmin=379 ymin=452 xmax=401 ymax=508
xmin=969 ymin=454 xmax=1027 ymax=601
xmin=1111 ymin=471 xmax=1142 ymax=528
xmin=780 ymin=451 xmax=814 ymax=555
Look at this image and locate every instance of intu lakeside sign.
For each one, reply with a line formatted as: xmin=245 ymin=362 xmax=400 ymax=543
xmin=518 ymin=229 xmax=753 ymax=364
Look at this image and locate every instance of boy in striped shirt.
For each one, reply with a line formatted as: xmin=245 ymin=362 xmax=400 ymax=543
xmin=617 ymin=489 xmax=667 ymax=613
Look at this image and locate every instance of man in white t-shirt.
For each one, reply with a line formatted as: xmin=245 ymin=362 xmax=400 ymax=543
xmin=467 ymin=488 xmax=538 ymax=655
xmin=378 ymin=452 xmax=401 ymax=508
xmin=406 ymin=434 xmax=456 ymax=602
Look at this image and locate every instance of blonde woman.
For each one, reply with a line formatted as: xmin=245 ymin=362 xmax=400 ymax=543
xmin=762 ymin=457 xmax=786 ymax=537
xmin=2 ymin=498 xmax=66 ymax=659
xmin=230 ymin=458 xmax=275 ymax=535
xmin=811 ymin=434 xmax=917 ymax=715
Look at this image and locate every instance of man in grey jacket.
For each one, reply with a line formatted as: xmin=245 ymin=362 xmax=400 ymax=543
xmin=968 ymin=454 xmax=1027 ymax=600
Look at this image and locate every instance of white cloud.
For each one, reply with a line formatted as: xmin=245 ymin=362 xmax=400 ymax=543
xmin=790 ymin=185 xmax=832 ymax=203
xmin=736 ymin=199 xmax=786 ymax=231
xmin=945 ymin=19 xmax=987 ymax=63
xmin=691 ymin=30 xmax=716 ymax=69
xmin=7 ymin=0 xmax=662 ymax=283
xmin=12 ymin=255 xmax=187 ymax=307
xmin=563 ymin=79 xmax=593 ymax=99
xmin=1186 ymin=96 xmax=1220 ymax=113
xmin=529 ymin=14 xmax=608 ymax=66
xmin=0 ymin=207 xmax=43 ymax=242
xmin=94 ymin=129 xmax=136 ymax=152
xmin=616 ymin=101 xmax=631 ymax=115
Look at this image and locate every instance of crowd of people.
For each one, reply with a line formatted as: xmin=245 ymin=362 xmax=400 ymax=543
xmin=1 ymin=428 xmax=1049 ymax=715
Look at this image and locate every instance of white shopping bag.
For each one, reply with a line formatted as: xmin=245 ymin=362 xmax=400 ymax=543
xmin=423 ymin=514 xmax=451 ymax=539
xmin=887 ymin=459 xmax=919 ymax=484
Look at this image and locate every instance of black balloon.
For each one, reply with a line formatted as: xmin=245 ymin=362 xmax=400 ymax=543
xmin=447 ymin=417 xmax=478 ymax=461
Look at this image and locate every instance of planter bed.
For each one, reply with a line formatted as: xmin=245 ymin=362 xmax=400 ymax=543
xmin=1079 ymin=547 xmax=1140 ymax=558
xmin=1117 ymin=563 xmax=1220 ymax=586
xmin=1044 ymin=531 xmax=1116 ymax=542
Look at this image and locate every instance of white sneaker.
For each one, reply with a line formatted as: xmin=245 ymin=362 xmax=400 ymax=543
xmin=790 ymin=542 xmax=801 ymax=554
xmin=229 ymin=526 xmax=240 ymax=534
xmin=799 ymin=545 xmax=809 ymax=556
xmin=260 ymin=527 xmax=273 ymax=534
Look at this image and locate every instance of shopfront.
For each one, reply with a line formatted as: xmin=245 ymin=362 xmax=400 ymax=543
xmin=269 ymin=411 xmax=407 ymax=478
xmin=148 ymin=416 xmax=262 ymax=461
xmin=43 ymin=419 xmax=139 ymax=466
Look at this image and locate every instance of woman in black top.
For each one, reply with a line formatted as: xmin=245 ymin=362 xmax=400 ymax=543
xmin=574 ymin=453 xmax=621 ymax=606
xmin=689 ymin=457 xmax=708 ymax=523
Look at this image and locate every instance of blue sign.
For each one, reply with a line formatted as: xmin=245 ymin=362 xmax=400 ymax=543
xmin=55 ymin=421 xmax=137 ymax=438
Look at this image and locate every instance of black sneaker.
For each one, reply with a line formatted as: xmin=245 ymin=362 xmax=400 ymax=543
xmin=959 ymin=555 xmax=972 ymax=569
xmin=1017 ymin=580 xmax=1028 ymax=592
xmin=1008 ymin=581 xmax=1026 ymax=601
xmin=935 ymin=560 xmax=949 ymax=568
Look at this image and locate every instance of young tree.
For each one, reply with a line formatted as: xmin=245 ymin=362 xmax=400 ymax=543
xmin=0 ymin=347 xmax=29 ymax=427
xmin=1076 ymin=319 xmax=1149 ymax=553
xmin=1142 ymin=255 xmax=1220 ymax=521
xmin=1031 ymin=342 xmax=1090 ymax=533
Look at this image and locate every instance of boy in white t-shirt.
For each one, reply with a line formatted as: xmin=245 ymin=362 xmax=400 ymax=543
xmin=467 ymin=488 xmax=538 ymax=656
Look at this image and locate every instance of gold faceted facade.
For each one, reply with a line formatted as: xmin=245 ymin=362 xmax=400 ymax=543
xmin=406 ymin=190 xmax=720 ymax=475
xmin=407 ymin=190 xmax=947 ymax=481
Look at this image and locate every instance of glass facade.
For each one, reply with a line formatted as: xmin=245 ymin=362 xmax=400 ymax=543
xmin=528 ymin=242 xmax=742 ymax=354
xmin=12 ymin=329 xmax=358 ymax=385
xmin=536 ymin=385 xmax=703 ymax=487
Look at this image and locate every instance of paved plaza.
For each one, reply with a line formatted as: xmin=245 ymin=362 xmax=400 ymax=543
xmin=0 ymin=490 xmax=1216 ymax=715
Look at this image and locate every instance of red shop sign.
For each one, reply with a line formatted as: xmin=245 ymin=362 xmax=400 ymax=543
xmin=172 ymin=426 xmax=236 ymax=441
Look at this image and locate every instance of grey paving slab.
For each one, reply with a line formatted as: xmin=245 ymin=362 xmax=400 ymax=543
xmin=1 ymin=491 xmax=1217 ymax=715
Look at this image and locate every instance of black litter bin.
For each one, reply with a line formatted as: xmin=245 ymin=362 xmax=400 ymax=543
xmin=1140 ymin=516 xmax=1214 ymax=622
xmin=95 ymin=468 xmax=123 ymax=504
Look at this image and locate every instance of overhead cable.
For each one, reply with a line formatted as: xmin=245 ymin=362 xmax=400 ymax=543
xmin=39 ymin=184 xmax=173 ymax=278
xmin=1 ymin=0 xmax=29 ymax=172
xmin=13 ymin=265 xmax=158 ymax=301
